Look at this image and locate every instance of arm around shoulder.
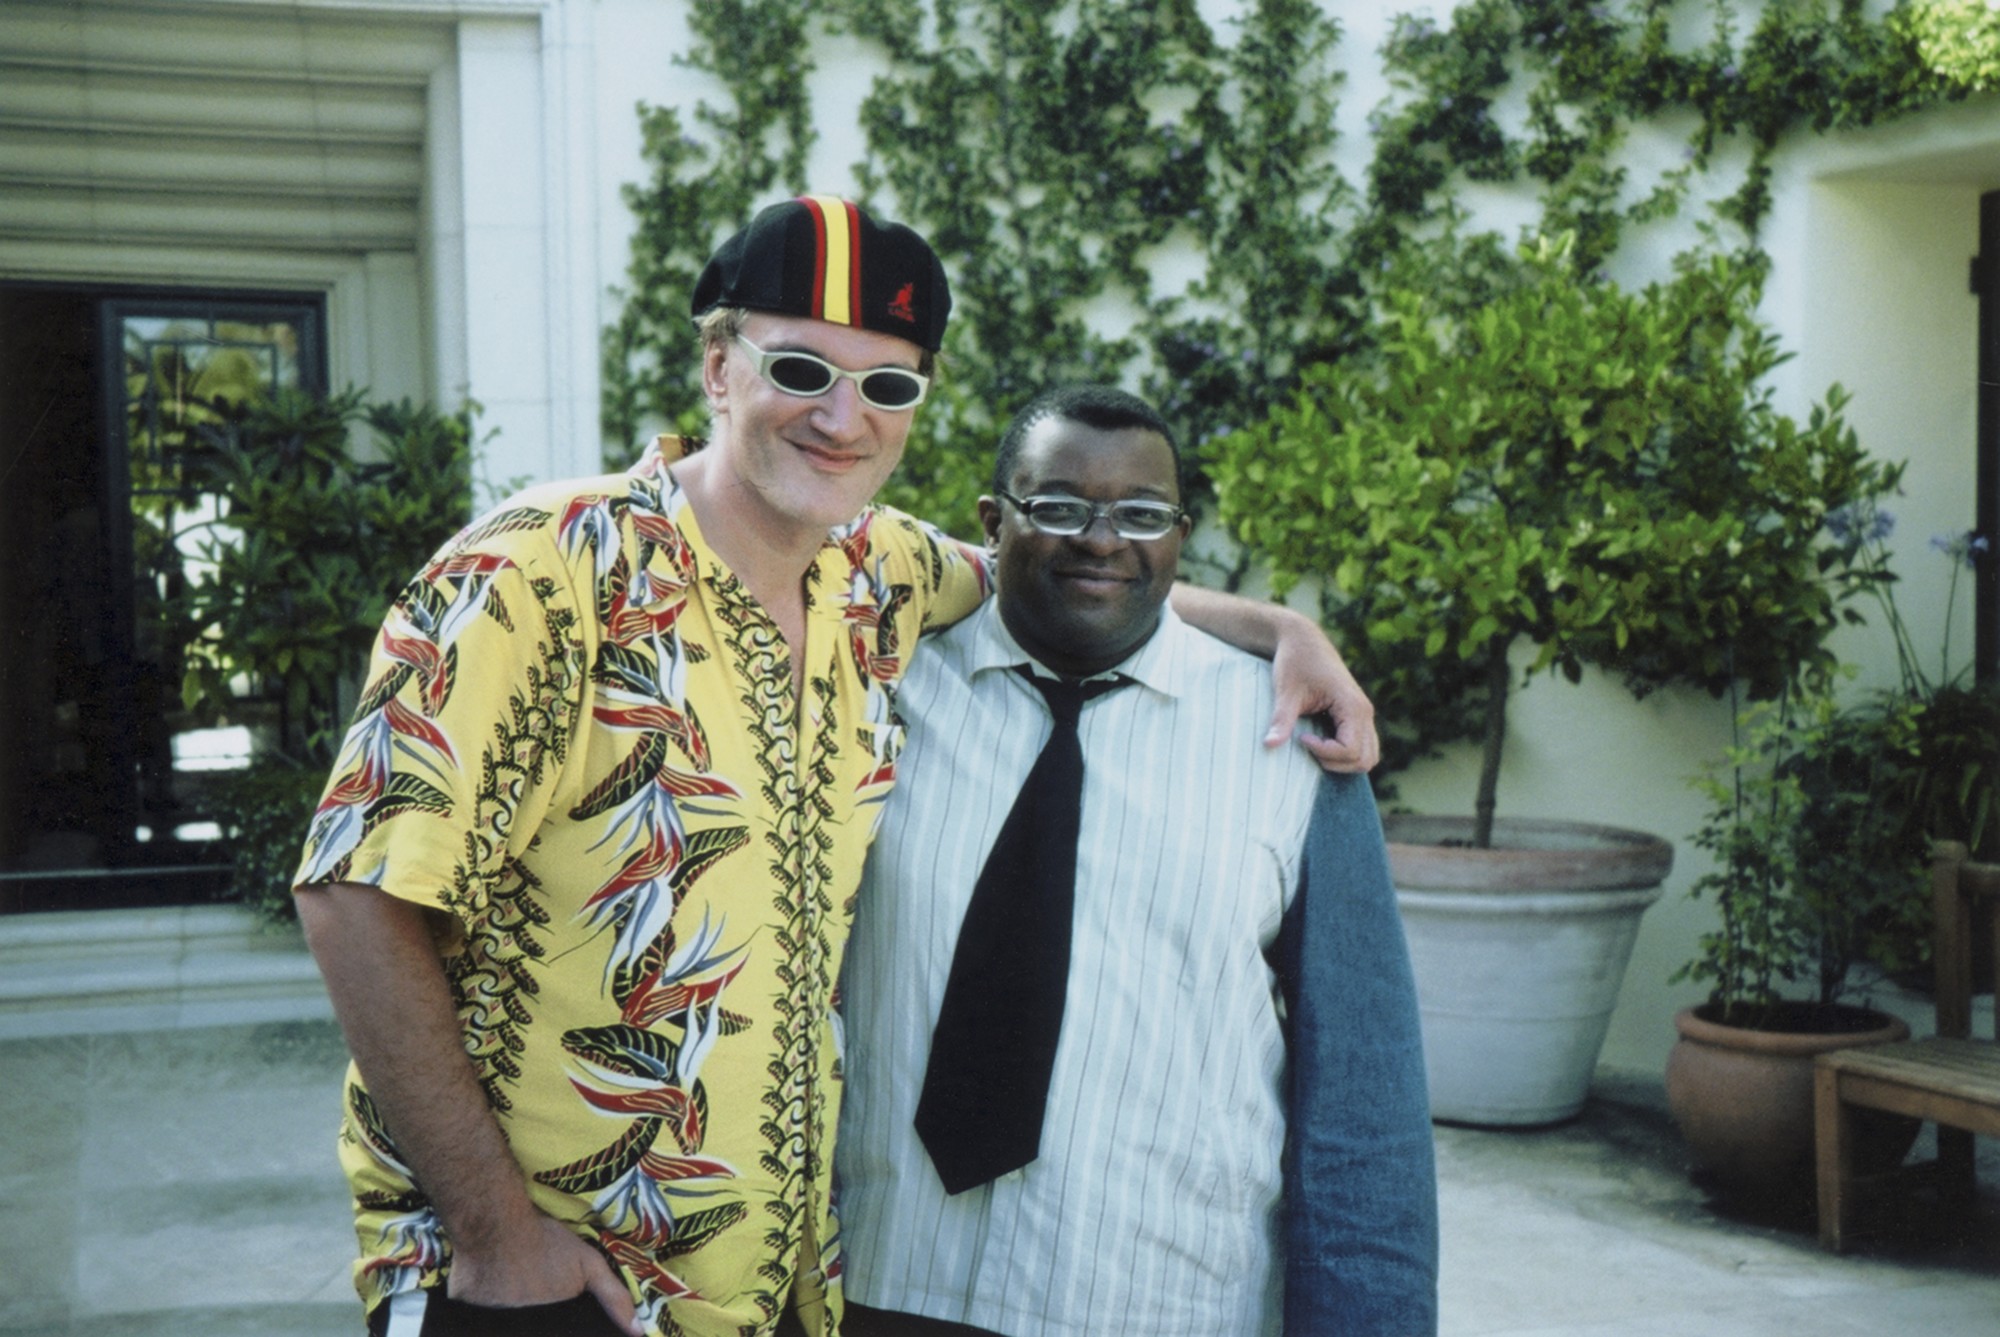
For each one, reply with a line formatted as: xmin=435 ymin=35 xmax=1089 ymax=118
xmin=1167 ymin=583 xmax=1380 ymax=773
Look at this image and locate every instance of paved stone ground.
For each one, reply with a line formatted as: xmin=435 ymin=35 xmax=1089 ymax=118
xmin=1434 ymin=1071 xmax=2000 ymax=1335
xmin=1 ymin=1024 xmax=1995 ymax=1335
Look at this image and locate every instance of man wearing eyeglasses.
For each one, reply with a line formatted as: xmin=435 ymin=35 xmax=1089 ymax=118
xmin=836 ymin=386 xmax=1438 ymax=1337
xmin=293 ymin=199 xmax=1379 ymax=1337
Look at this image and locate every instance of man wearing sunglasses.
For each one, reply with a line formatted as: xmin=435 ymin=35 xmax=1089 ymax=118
xmin=293 ymin=198 xmax=1379 ymax=1337
xmin=836 ymin=386 xmax=1437 ymax=1337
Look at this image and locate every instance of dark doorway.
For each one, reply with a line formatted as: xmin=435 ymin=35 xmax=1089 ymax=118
xmin=0 ymin=285 xmax=325 ymax=912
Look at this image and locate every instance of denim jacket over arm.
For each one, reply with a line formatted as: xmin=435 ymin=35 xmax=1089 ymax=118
xmin=1278 ymin=771 xmax=1440 ymax=1335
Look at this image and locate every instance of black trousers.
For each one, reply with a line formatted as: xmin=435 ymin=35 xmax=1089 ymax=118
xmin=365 ymin=1291 xmax=816 ymax=1336
xmin=366 ymin=1291 xmax=627 ymax=1337
xmin=842 ymin=1303 xmax=1003 ymax=1337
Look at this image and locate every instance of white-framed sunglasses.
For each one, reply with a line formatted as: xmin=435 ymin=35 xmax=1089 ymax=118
xmin=733 ymin=333 xmax=930 ymax=411
xmin=995 ymin=489 xmax=1187 ymax=540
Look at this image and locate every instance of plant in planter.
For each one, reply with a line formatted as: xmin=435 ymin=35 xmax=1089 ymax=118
xmin=1208 ymin=232 xmax=1896 ymax=1123
xmin=1676 ymin=688 xmax=1930 ymax=1028
xmin=1838 ymin=513 xmax=2000 ymax=990
xmin=1666 ymin=685 xmax=1927 ymax=1201
xmin=1665 ymin=511 xmax=1998 ymax=1201
xmin=168 ymin=389 xmax=474 ymax=921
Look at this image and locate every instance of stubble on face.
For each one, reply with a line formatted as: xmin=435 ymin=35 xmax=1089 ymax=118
xmin=699 ymin=314 xmax=923 ymax=546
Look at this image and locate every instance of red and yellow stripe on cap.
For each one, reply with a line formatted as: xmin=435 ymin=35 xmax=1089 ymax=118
xmin=799 ymin=194 xmax=863 ymax=328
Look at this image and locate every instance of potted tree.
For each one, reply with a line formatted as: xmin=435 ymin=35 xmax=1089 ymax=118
xmin=1208 ymin=233 xmax=1895 ymax=1124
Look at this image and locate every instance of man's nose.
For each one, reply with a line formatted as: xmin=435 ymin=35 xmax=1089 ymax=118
xmin=808 ymin=378 xmax=868 ymax=444
xmin=1070 ymin=512 xmax=1129 ymax=554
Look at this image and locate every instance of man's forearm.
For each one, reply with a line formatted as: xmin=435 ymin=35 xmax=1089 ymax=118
xmin=1167 ymin=581 xmax=1318 ymax=660
xmin=297 ymin=883 xmax=542 ymax=1251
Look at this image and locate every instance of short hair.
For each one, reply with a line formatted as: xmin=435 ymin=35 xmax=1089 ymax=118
xmin=699 ymin=304 xmax=938 ymax=378
xmin=991 ymin=385 xmax=1180 ymax=494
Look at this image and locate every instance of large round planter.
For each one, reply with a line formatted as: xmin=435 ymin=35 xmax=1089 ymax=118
xmin=1665 ymin=1003 xmax=1918 ymax=1203
xmin=1386 ymin=816 xmax=1672 ymax=1126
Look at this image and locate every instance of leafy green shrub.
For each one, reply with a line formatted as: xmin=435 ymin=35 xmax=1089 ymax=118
xmin=167 ymin=389 xmax=474 ymax=917
xmin=1675 ymin=688 xmax=1931 ymax=1027
xmin=1207 ymin=234 xmax=1896 ymax=839
xmin=206 ymin=758 xmax=329 ymax=923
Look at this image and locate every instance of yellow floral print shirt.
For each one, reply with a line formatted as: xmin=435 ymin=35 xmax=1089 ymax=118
xmin=294 ymin=437 xmax=988 ymax=1336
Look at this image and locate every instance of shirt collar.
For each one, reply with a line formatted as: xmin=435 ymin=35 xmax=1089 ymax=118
xmin=964 ymin=598 xmax=1186 ymax=700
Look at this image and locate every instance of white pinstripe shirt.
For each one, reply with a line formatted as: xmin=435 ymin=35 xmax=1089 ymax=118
xmin=834 ymin=600 xmax=1320 ymax=1336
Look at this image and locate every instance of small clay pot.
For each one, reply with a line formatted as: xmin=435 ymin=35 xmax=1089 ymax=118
xmin=1665 ymin=1003 xmax=1918 ymax=1204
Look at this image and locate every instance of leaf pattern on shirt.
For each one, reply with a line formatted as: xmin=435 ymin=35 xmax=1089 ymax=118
xmin=303 ymin=446 xmax=988 ymax=1326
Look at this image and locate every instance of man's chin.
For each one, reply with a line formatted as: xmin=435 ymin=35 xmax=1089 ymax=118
xmin=1034 ymin=614 xmax=1155 ymax=671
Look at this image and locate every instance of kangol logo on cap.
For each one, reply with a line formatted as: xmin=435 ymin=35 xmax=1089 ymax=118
xmin=691 ymin=193 xmax=952 ymax=350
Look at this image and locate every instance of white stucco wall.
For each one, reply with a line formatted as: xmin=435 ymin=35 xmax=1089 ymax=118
xmin=553 ymin=1 xmax=1999 ymax=1078
xmin=25 ymin=0 xmax=1976 ymax=1075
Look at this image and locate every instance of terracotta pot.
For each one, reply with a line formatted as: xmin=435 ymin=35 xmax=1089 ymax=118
xmin=1387 ymin=817 xmax=1672 ymax=1126
xmin=1665 ymin=1003 xmax=1919 ymax=1202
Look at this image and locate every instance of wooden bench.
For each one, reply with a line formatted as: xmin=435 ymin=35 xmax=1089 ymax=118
xmin=1814 ymin=841 xmax=2000 ymax=1250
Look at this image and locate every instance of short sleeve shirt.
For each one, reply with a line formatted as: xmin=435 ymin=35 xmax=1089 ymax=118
xmin=294 ymin=436 xmax=988 ymax=1336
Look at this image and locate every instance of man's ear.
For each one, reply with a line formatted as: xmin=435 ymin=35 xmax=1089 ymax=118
xmin=701 ymin=341 xmax=730 ymax=413
xmin=977 ymin=495 xmax=1003 ymax=550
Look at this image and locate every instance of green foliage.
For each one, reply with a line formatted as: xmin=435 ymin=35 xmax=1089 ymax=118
xmin=1832 ymin=506 xmax=2000 ymax=861
xmin=857 ymin=0 xmax=1357 ymax=541
xmin=1207 ymin=234 xmax=1897 ymax=839
xmin=1674 ymin=687 xmax=1931 ymax=1025
xmin=1362 ymin=0 xmax=1987 ymax=262
xmin=1905 ymin=680 xmax=2000 ymax=861
xmin=1676 ymin=509 xmax=2000 ymax=1009
xmin=1895 ymin=0 xmax=2000 ymax=96
xmin=172 ymin=390 xmax=474 ymax=768
xmin=600 ymin=0 xmax=820 ymax=462
xmin=206 ymin=758 xmax=328 ymax=923
xmin=161 ymin=390 xmax=473 ymax=921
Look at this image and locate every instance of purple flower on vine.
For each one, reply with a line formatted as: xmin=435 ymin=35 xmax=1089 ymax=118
xmin=1932 ymin=531 xmax=1992 ymax=567
xmin=1825 ymin=503 xmax=1894 ymax=544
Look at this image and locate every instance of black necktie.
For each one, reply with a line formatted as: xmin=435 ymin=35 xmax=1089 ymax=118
xmin=914 ymin=667 xmax=1128 ymax=1195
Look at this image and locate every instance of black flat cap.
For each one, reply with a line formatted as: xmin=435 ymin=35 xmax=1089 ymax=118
xmin=691 ymin=195 xmax=952 ymax=352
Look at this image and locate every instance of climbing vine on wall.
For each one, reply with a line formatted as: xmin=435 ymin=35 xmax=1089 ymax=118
xmin=602 ymin=0 xmax=1356 ymax=549
xmin=855 ymin=0 xmax=1355 ymax=542
xmin=1363 ymin=0 xmax=2000 ymax=272
xmin=600 ymin=0 xmax=821 ymax=456
xmin=600 ymin=0 xmax=2000 ymax=764
xmin=606 ymin=0 xmax=1999 ymax=484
